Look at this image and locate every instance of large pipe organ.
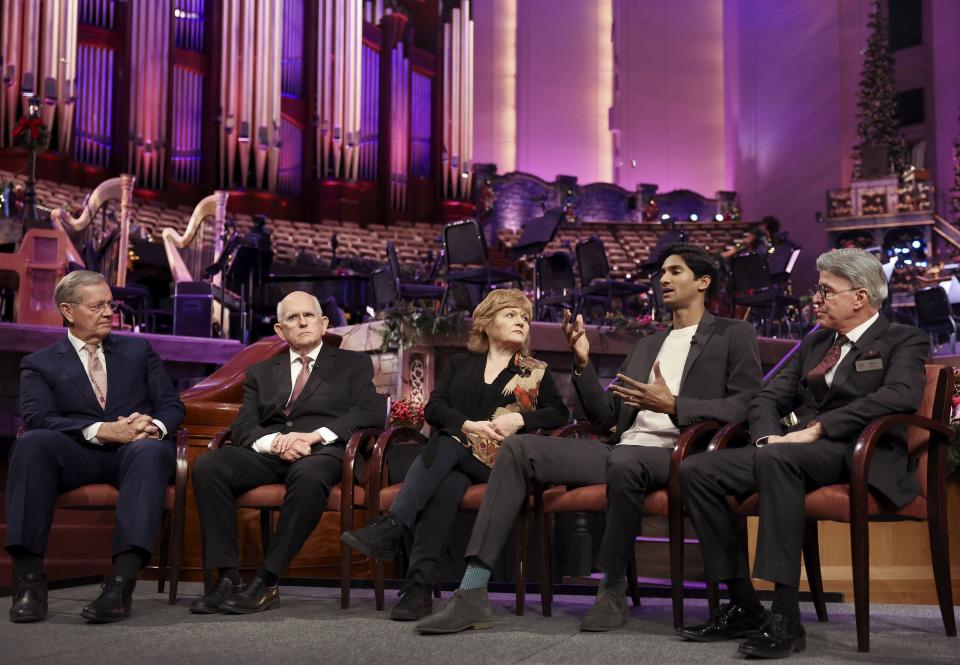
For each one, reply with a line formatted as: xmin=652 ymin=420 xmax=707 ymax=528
xmin=0 ymin=1 xmax=473 ymax=225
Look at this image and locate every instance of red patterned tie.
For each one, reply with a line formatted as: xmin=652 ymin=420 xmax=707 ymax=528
xmin=806 ymin=334 xmax=848 ymax=400
xmin=284 ymin=355 xmax=312 ymax=414
xmin=83 ymin=343 xmax=108 ymax=408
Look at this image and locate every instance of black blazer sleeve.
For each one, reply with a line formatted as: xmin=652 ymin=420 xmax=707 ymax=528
xmin=230 ymin=368 xmax=271 ymax=447
xmin=424 ymin=354 xmax=471 ymax=433
xmin=19 ymin=354 xmax=94 ymax=436
xmin=674 ymin=320 xmax=762 ymax=426
xmin=748 ymin=346 xmax=806 ymax=441
xmin=323 ymin=353 xmax=384 ymax=442
xmin=817 ymin=326 xmax=929 ymax=441
xmin=520 ymin=368 xmax=570 ymax=431
xmin=143 ymin=340 xmax=185 ymax=437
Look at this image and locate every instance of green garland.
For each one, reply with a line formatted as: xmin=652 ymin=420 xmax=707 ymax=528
xmin=376 ymin=302 xmax=465 ymax=352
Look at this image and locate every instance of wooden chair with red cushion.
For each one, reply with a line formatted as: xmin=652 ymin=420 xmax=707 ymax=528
xmin=366 ymin=426 xmax=556 ymax=615
xmin=535 ymin=421 xmax=725 ymax=627
xmin=711 ymin=364 xmax=957 ymax=652
xmin=203 ymin=426 xmax=383 ymax=609
xmin=21 ymin=426 xmax=190 ymax=605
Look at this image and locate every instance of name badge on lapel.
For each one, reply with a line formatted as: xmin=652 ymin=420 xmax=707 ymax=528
xmin=855 ymin=357 xmax=883 ymax=372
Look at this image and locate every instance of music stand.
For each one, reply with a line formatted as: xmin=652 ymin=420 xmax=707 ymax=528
xmin=226 ymin=244 xmax=273 ymax=344
xmin=510 ymin=209 xmax=564 ymax=319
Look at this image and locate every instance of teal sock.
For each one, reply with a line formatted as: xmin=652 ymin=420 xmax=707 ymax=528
xmin=459 ymin=558 xmax=492 ymax=590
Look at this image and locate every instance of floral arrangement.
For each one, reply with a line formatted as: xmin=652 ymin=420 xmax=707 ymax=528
xmin=12 ymin=116 xmax=48 ymax=153
xmin=949 ymin=367 xmax=960 ymax=479
xmin=390 ymin=398 xmax=425 ymax=429
xmin=597 ymin=313 xmax=666 ymax=338
xmin=377 ymin=301 xmax=465 ymax=352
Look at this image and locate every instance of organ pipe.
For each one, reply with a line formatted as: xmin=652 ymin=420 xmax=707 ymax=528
xmin=442 ymin=0 xmax=473 ymax=200
xmin=316 ymin=0 xmax=363 ymax=180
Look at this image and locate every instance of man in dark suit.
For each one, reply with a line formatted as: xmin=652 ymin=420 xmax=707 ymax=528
xmin=7 ymin=270 xmax=184 ymax=623
xmin=190 ymin=290 xmax=384 ymax=614
xmin=416 ymin=244 xmax=762 ymax=634
xmin=678 ymin=248 xmax=928 ymax=658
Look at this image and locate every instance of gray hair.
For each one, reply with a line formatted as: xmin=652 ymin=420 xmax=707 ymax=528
xmin=816 ymin=249 xmax=888 ymax=307
xmin=276 ymin=292 xmax=323 ymax=321
xmin=54 ymin=270 xmax=108 ymax=306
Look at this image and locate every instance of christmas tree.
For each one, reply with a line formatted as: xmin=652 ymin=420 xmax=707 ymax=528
xmin=852 ymin=0 xmax=909 ymax=179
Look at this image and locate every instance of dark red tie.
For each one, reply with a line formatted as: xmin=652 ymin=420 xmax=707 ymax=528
xmin=806 ymin=334 xmax=848 ymax=400
xmin=284 ymin=355 xmax=312 ymax=414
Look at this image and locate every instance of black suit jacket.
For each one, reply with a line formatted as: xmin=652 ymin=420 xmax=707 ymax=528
xmin=421 ymin=352 xmax=570 ymax=466
xmin=229 ymin=343 xmax=385 ymax=458
xmin=572 ymin=311 xmax=762 ymax=443
xmin=749 ymin=314 xmax=929 ymax=507
xmin=20 ymin=334 xmax=184 ymax=443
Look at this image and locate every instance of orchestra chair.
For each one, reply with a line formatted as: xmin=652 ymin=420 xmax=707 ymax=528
xmin=710 ymin=364 xmax=956 ymax=652
xmin=534 ymin=422 xmax=722 ymax=626
xmin=366 ymin=426 xmax=561 ymax=614
xmin=575 ymin=237 xmax=646 ymax=322
xmin=534 ymin=252 xmax=577 ymax=322
xmin=203 ymin=427 xmax=383 ymax=610
xmin=14 ymin=425 xmax=189 ymax=605
xmin=914 ymin=286 xmax=958 ymax=354
xmin=440 ymin=219 xmax=522 ymax=313
xmin=386 ymin=241 xmax=444 ymax=303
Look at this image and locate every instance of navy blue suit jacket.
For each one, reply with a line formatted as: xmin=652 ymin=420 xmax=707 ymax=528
xmin=19 ymin=334 xmax=185 ymax=443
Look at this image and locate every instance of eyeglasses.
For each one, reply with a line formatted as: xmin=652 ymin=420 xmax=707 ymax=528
xmin=71 ymin=300 xmax=121 ymax=314
xmin=812 ymin=284 xmax=861 ymax=300
xmin=281 ymin=312 xmax=320 ymax=325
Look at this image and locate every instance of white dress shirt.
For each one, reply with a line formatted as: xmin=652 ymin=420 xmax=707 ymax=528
xmin=250 ymin=343 xmax=339 ymax=454
xmin=67 ymin=331 xmax=168 ymax=444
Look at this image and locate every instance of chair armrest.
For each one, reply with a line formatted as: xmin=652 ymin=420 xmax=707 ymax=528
xmin=550 ymin=422 xmax=609 ymax=439
xmin=708 ymin=421 xmax=751 ymax=451
xmin=667 ymin=420 xmax=725 ymax=499
xmin=342 ymin=427 xmax=384 ymax=489
xmin=368 ymin=426 xmax=429 ymax=516
xmin=850 ymin=413 xmax=953 ymax=506
xmin=208 ymin=429 xmax=232 ymax=450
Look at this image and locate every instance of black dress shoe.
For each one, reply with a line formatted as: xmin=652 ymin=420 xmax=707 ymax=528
xmin=390 ymin=582 xmax=434 ymax=621
xmin=220 ymin=578 xmax=279 ymax=614
xmin=9 ymin=573 xmax=48 ymax=623
xmin=190 ymin=577 xmax=244 ymax=614
xmin=81 ymin=576 xmax=136 ymax=623
xmin=738 ymin=614 xmax=806 ymax=659
xmin=340 ymin=516 xmax=406 ymax=561
xmin=676 ymin=603 xmax=769 ymax=642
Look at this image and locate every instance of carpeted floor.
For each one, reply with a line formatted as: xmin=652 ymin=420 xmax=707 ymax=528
xmin=1 ymin=582 xmax=956 ymax=665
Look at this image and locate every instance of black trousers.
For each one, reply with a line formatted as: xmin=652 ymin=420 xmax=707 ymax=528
xmin=465 ymin=433 xmax=672 ymax=576
xmin=4 ymin=430 xmax=175 ymax=558
xmin=191 ymin=444 xmax=343 ymax=576
xmin=679 ymin=440 xmax=848 ymax=587
xmin=388 ymin=435 xmax=490 ymax=585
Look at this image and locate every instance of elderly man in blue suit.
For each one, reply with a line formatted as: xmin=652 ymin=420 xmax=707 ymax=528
xmin=6 ymin=270 xmax=184 ymax=624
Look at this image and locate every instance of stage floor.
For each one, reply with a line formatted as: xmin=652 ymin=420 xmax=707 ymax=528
xmin=1 ymin=582 xmax=955 ymax=665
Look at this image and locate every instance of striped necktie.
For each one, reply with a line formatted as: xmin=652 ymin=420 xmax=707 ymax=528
xmin=284 ymin=355 xmax=312 ymax=414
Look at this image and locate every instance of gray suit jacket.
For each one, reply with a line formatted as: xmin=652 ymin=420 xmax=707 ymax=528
xmin=572 ymin=312 xmax=762 ymax=444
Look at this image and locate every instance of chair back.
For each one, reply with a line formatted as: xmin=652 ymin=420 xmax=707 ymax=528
xmin=915 ymin=287 xmax=955 ymax=332
xmin=370 ymin=269 xmax=398 ymax=310
xmin=575 ymin=236 xmax=610 ymax=286
xmin=908 ymin=364 xmax=952 ymax=499
xmin=444 ymin=219 xmax=488 ymax=268
xmin=386 ymin=240 xmax=403 ymax=288
xmin=730 ymin=252 xmax=772 ymax=294
xmin=536 ymin=252 xmax=576 ymax=293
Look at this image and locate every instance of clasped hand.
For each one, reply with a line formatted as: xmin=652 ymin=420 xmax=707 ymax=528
xmin=462 ymin=412 xmax=524 ymax=442
xmin=271 ymin=431 xmax=322 ymax=461
xmin=765 ymin=421 xmax=823 ymax=445
xmin=97 ymin=412 xmax=160 ymax=444
xmin=609 ymin=362 xmax=676 ymax=415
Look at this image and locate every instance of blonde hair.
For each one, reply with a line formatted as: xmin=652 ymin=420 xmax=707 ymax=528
xmin=467 ymin=288 xmax=533 ymax=354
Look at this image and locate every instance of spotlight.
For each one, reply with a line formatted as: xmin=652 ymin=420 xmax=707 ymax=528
xmin=661 ymin=213 xmax=670 ymax=221
xmin=911 ymin=240 xmax=921 ymax=249
xmin=689 ymin=214 xmax=698 ymax=221
xmin=904 ymin=259 xmax=913 ymax=265
xmin=714 ymin=213 xmax=724 ymax=222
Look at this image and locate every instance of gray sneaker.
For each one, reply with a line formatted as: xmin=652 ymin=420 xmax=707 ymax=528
xmin=579 ymin=580 xmax=629 ymax=632
xmin=415 ymin=587 xmax=493 ymax=634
